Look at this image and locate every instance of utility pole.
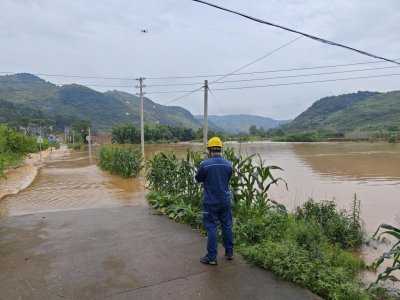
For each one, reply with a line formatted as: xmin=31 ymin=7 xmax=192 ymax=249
xmin=88 ymin=127 xmax=92 ymax=163
xmin=203 ymin=80 xmax=209 ymax=150
xmin=137 ymin=78 xmax=145 ymax=161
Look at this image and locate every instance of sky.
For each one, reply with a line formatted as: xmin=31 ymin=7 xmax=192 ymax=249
xmin=1 ymin=0 xmax=399 ymax=120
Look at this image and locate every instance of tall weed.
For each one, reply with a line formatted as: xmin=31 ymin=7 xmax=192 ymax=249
xmin=295 ymin=195 xmax=364 ymax=249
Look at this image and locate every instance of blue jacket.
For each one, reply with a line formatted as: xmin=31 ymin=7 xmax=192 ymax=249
xmin=195 ymin=154 xmax=233 ymax=205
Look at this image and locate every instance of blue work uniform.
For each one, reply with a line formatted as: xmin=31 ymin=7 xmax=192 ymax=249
xmin=195 ymin=154 xmax=234 ymax=261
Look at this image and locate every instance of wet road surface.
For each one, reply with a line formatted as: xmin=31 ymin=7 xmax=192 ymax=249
xmin=0 ymin=206 xmax=320 ymax=299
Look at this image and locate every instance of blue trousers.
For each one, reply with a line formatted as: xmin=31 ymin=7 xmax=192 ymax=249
xmin=202 ymin=203 xmax=234 ymax=260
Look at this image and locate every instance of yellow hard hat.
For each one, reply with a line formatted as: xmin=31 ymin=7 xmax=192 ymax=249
xmin=207 ymin=136 xmax=223 ymax=148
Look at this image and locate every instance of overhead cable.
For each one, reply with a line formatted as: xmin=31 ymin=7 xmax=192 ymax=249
xmin=161 ymin=36 xmax=302 ymax=105
xmin=209 ymin=73 xmax=400 ymax=91
xmin=146 ymin=65 xmax=400 ymax=87
xmin=146 ymin=73 xmax=400 ymax=94
xmin=2 ymin=67 xmax=399 ymax=92
xmin=210 ymin=36 xmax=302 ymax=84
xmin=193 ymin=0 xmax=400 ymax=66
xmin=1 ymin=58 xmax=398 ymax=83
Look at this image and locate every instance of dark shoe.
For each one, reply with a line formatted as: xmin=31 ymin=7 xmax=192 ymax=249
xmin=225 ymin=253 xmax=234 ymax=261
xmin=200 ymin=256 xmax=217 ymax=265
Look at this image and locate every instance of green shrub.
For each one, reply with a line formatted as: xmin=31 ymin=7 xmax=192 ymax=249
xmin=97 ymin=144 xmax=143 ymax=178
xmin=388 ymin=134 xmax=398 ymax=143
xmin=0 ymin=125 xmax=42 ymax=176
xmin=295 ymin=196 xmax=364 ymax=249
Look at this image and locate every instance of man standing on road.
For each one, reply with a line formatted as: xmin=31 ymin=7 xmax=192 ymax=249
xmin=195 ymin=137 xmax=234 ymax=265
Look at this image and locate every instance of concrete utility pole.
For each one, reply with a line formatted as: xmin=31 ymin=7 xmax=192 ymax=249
xmin=138 ymin=78 xmax=145 ymax=161
xmin=88 ymin=127 xmax=92 ymax=163
xmin=203 ymin=80 xmax=209 ymax=150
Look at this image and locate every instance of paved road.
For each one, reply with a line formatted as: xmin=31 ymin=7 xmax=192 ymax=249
xmin=0 ymin=205 xmax=320 ymax=299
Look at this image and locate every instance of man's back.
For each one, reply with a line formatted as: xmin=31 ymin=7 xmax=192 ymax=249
xmin=195 ymin=154 xmax=233 ymax=205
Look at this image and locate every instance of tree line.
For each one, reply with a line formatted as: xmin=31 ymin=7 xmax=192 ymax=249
xmin=111 ymin=124 xmax=197 ymax=144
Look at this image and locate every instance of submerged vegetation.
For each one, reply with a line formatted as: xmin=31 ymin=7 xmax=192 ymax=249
xmin=368 ymin=224 xmax=400 ymax=296
xmin=97 ymin=144 xmax=143 ymax=178
xmin=146 ymin=149 xmax=368 ymax=299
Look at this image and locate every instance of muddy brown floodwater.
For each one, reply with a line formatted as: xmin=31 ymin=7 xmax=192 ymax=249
xmin=0 ymin=146 xmax=146 ymax=217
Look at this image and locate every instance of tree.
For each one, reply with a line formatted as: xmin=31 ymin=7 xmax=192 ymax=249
xmin=249 ymin=125 xmax=259 ymax=136
xmin=72 ymin=119 xmax=92 ymax=143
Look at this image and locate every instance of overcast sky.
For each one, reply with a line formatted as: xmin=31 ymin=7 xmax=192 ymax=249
xmin=1 ymin=0 xmax=399 ymax=119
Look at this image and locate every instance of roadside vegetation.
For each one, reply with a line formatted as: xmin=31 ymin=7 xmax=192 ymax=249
xmin=0 ymin=125 xmax=51 ymax=177
xmin=146 ymin=149 xmax=370 ymax=299
xmin=97 ymin=144 xmax=143 ymax=178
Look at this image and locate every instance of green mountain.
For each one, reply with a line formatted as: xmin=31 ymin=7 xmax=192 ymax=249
xmin=0 ymin=73 xmax=202 ymax=130
xmin=196 ymin=114 xmax=291 ymax=134
xmin=283 ymin=91 xmax=400 ymax=132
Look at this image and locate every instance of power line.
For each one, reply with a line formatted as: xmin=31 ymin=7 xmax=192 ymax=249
xmin=0 ymin=72 xmax=137 ymax=81
xmin=210 ymin=73 xmax=400 ymax=91
xmin=2 ymin=62 xmax=398 ymax=89
xmin=1 ymin=58 xmax=398 ymax=83
xmin=146 ymin=73 xmax=400 ymax=94
xmin=0 ymin=81 xmax=137 ymax=89
xmin=212 ymin=65 xmax=400 ymax=85
xmin=2 ymin=68 xmax=399 ymax=96
xmin=210 ymin=36 xmax=302 ymax=84
xmin=208 ymin=87 xmax=225 ymax=116
xmin=146 ymin=65 xmax=400 ymax=87
xmin=161 ymin=36 xmax=302 ymax=105
xmin=161 ymin=87 xmax=204 ymax=105
xmin=193 ymin=0 xmax=400 ymax=66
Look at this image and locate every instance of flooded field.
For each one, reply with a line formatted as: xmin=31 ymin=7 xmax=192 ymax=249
xmin=0 ymin=147 xmax=146 ymax=217
xmin=2 ymin=142 xmax=399 ymax=232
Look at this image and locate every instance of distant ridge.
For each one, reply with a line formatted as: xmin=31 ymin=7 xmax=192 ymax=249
xmin=196 ymin=114 xmax=291 ymax=134
xmin=283 ymin=91 xmax=400 ymax=132
xmin=0 ymin=73 xmax=202 ymax=130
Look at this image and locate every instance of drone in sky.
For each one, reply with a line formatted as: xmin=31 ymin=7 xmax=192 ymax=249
xmin=141 ymin=29 xmax=148 ymax=33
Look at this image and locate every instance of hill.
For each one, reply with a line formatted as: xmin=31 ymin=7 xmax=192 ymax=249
xmin=283 ymin=91 xmax=400 ymax=132
xmin=0 ymin=73 xmax=202 ymax=130
xmin=196 ymin=114 xmax=290 ymax=134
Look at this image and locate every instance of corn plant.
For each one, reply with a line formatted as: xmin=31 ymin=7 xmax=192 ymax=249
xmin=97 ymin=144 xmax=142 ymax=178
xmin=369 ymin=224 xmax=400 ymax=287
xmin=224 ymin=149 xmax=287 ymax=212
